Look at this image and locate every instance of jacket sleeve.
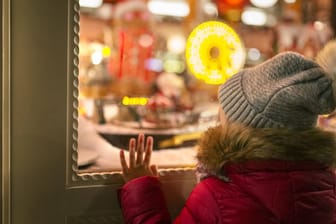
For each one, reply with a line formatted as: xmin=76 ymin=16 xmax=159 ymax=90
xmin=118 ymin=176 xmax=171 ymax=224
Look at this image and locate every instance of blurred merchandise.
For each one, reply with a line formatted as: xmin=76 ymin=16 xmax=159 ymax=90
xmin=77 ymin=0 xmax=336 ymax=160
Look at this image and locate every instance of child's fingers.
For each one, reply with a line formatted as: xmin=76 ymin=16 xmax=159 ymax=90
xmin=143 ymin=136 xmax=153 ymax=166
xmin=136 ymin=133 xmax=144 ymax=164
xmin=120 ymin=150 xmax=129 ymax=174
xmin=150 ymin=164 xmax=158 ymax=177
xmin=136 ymin=133 xmax=145 ymax=151
xmin=129 ymin=138 xmax=136 ymax=168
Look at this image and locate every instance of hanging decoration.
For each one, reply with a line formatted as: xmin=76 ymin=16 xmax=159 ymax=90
xmin=185 ymin=21 xmax=245 ymax=85
xmin=214 ymin=0 xmax=247 ymax=21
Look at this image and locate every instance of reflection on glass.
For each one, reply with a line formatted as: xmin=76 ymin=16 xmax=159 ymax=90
xmin=78 ymin=0 xmax=219 ymax=172
xmin=77 ymin=0 xmax=332 ymax=172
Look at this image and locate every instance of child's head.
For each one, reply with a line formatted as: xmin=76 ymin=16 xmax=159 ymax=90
xmin=218 ymin=44 xmax=336 ymax=129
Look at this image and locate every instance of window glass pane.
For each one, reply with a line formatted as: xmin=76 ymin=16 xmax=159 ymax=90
xmin=77 ymin=0 xmax=334 ymax=172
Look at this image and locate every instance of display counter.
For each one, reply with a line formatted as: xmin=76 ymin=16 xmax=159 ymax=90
xmin=78 ymin=104 xmax=217 ymax=172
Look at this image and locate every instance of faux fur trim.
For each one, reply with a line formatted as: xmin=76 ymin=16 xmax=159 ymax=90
xmin=196 ymin=122 xmax=336 ymax=175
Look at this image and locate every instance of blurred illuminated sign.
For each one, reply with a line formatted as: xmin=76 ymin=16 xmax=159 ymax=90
xmin=185 ymin=21 xmax=245 ymax=85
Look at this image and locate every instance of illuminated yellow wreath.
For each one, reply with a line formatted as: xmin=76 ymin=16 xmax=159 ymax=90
xmin=185 ymin=21 xmax=245 ymax=85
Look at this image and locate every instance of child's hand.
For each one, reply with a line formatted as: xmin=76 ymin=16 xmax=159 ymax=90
xmin=120 ymin=133 xmax=158 ymax=183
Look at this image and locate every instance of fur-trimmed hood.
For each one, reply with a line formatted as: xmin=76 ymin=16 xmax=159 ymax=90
xmin=196 ymin=122 xmax=336 ymax=178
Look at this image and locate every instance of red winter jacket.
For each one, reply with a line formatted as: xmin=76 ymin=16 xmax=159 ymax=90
xmin=119 ymin=124 xmax=336 ymax=224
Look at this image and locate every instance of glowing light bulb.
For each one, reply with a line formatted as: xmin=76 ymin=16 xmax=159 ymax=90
xmin=91 ymin=51 xmax=103 ymax=65
xmin=241 ymin=8 xmax=267 ymax=26
xmin=79 ymin=0 xmax=103 ymax=8
xmin=147 ymin=0 xmax=190 ymax=17
xmin=250 ymin=0 xmax=278 ymax=8
xmin=167 ymin=35 xmax=186 ymax=54
xmin=185 ymin=21 xmax=245 ymax=85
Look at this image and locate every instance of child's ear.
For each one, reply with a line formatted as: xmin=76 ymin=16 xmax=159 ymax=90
xmin=218 ymin=107 xmax=229 ymax=125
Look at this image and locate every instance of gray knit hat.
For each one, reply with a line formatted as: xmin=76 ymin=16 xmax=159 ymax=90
xmin=218 ymin=50 xmax=336 ymax=129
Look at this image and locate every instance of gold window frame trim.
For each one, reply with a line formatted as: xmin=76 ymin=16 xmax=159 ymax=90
xmin=2 ymin=0 xmax=11 ymax=221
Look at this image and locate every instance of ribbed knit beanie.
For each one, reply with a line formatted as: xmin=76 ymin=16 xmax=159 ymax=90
xmin=218 ymin=46 xmax=336 ymax=129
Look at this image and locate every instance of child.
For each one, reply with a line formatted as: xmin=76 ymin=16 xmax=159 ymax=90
xmin=118 ymin=42 xmax=336 ymax=223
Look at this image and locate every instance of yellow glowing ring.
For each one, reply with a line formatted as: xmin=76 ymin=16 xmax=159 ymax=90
xmin=185 ymin=21 xmax=245 ymax=85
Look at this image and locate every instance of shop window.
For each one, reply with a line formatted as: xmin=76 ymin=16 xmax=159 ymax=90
xmin=75 ymin=0 xmax=334 ymax=174
xmin=77 ymin=0 xmax=221 ymax=172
